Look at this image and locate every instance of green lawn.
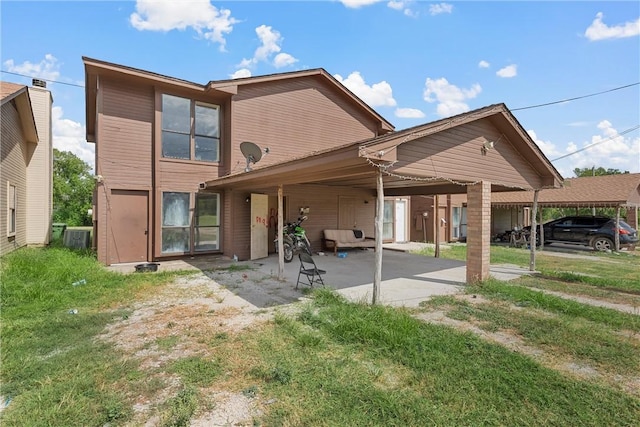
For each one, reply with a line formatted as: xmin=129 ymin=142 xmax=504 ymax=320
xmin=1 ymin=245 xmax=639 ymax=426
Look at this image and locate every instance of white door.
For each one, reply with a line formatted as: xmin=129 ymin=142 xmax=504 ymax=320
xmin=395 ymin=199 xmax=407 ymax=243
xmin=250 ymin=193 xmax=269 ymax=260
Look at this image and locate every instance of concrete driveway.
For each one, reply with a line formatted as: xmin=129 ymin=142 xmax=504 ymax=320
xmin=108 ymin=246 xmax=533 ymax=308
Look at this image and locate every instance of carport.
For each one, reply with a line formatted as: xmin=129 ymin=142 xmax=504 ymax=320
xmin=492 ymin=173 xmax=640 ymax=250
xmin=204 ymin=104 xmax=563 ymax=302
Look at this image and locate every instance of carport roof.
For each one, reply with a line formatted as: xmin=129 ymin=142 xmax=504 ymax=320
xmin=491 ymin=173 xmax=640 ymax=208
xmin=204 ymin=103 xmax=563 ymax=195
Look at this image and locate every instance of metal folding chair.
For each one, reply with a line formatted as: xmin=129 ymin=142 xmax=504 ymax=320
xmin=296 ymin=252 xmax=326 ymax=289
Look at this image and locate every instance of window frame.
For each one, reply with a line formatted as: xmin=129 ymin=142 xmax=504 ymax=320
xmin=7 ymin=182 xmax=16 ymax=237
xmin=160 ymin=191 xmax=221 ymax=255
xmin=161 ymin=94 xmax=220 ymax=163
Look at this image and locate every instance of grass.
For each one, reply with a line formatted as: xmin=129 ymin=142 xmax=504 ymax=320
xmin=2 ymin=245 xmax=639 ymax=426
xmin=413 ymin=244 xmax=640 ymax=293
xmin=245 ymin=289 xmax=640 ymax=426
xmin=0 ymin=247 xmax=186 ymax=426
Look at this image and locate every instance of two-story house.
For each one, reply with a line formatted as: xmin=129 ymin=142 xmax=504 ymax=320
xmin=84 ymin=57 xmax=562 ymax=282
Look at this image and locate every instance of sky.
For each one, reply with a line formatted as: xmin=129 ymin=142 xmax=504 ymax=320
xmin=1 ymin=0 xmax=639 ymax=178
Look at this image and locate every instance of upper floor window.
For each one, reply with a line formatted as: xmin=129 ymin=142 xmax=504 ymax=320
xmin=162 ymin=94 xmax=219 ymax=162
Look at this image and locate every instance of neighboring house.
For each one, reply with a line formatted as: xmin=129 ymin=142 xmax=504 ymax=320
xmin=0 ymin=80 xmax=53 ymax=256
xmin=84 ymin=57 xmax=561 ymax=282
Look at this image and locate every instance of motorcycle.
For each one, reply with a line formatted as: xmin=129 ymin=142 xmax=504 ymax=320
xmin=275 ymin=216 xmax=312 ymax=263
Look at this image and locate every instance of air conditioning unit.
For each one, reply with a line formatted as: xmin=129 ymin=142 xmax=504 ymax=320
xmin=63 ymin=230 xmax=91 ymax=250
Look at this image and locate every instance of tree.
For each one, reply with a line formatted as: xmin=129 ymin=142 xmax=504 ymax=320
xmin=573 ymin=167 xmax=629 ymax=177
xmin=53 ymin=149 xmax=94 ymax=226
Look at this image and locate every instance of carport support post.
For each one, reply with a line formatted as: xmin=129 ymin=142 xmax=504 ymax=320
xmin=466 ymin=181 xmax=491 ymax=283
xmin=434 ymin=195 xmax=440 ymax=258
xmin=277 ymin=185 xmax=285 ymax=280
xmin=615 ymin=206 xmax=621 ymax=252
xmin=529 ymin=190 xmax=539 ymax=271
xmin=373 ymin=168 xmax=383 ymax=305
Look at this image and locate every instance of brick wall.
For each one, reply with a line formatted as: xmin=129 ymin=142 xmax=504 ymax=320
xmin=466 ymin=181 xmax=491 ymax=283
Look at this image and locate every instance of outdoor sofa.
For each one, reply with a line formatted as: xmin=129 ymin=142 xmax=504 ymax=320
xmin=323 ymin=229 xmax=376 ymax=255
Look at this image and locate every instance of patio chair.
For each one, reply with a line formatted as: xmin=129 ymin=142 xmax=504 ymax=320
xmin=296 ymin=252 xmax=326 ymax=289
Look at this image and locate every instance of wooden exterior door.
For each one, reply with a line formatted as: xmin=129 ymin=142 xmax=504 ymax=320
xmin=338 ymin=196 xmax=357 ymax=229
xmin=250 ymin=193 xmax=269 ymax=260
xmin=109 ymin=190 xmax=148 ymax=264
xmin=438 ymin=206 xmax=447 ymax=243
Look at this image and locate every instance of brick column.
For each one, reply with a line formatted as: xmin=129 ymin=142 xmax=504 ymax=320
xmin=466 ymin=181 xmax=491 ymax=283
xmin=625 ymin=207 xmax=638 ymax=231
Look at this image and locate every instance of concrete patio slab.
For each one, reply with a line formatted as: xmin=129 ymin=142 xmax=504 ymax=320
xmin=107 ymin=246 xmax=534 ymax=308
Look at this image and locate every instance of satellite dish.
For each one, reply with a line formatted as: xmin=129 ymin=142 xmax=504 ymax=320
xmin=240 ymin=141 xmax=263 ymax=172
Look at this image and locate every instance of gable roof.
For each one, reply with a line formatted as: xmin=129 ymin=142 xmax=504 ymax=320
xmin=492 ymin=173 xmax=640 ymax=208
xmin=204 ymin=103 xmax=563 ymax=194
xmin=83 ymin=57 xmax=394 ymax=142
xmin=1 ymin=81 xmax=38 ymax=144
xmin=208 ymin=69 xmax=394 ymax=132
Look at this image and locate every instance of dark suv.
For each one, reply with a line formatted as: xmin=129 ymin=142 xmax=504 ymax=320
xmin=530 ymin=215 xmax=638 ymax=251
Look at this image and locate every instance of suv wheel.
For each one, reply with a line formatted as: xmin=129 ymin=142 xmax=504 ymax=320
xmin=592 ymin=236 xmax=613 ymax=251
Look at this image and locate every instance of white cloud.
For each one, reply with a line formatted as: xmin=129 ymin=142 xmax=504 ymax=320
xmin=387 ymin=1 xmax=404 ymax=11
xmin=395 ymin=108 xmax=425 ymax=119
xmin=130 ymin=0 xmax=237 ymax=51
xmin=254 ymin=25 xmax=282 ymax=62
xmin=584 ymin=12 xmax=640 ymax=41
xmin=527 ymin=129 xmax=563 ymax=159
xmin=429 ymin=3 xmax=453 ymax=16
xmin=52 ymin=106 xmax=95 ymax=172
xmin=273 ymin=53 xmax=298 ymax=68
xmin=334 ymin=71 xmax=397 ymax=107
xmin=387 ymin=1 xmax=418 ymax=17
xmin=423 ymin=77 xmax=481 ymax=117
xmin=236 ymin=25 xmax=298 ymax=70
xmin=478 ymin=60 xmax=490 ymax=68
xmin=230 ymin=68 xmax=251 ymax=79
xmin=3 ymin=54 xmax=61 ymax=81
xmin=560 ymin=121 xmax=640 ymax=174
xmin=340 ymin=0 xmax=382 ymax=8
xmin=496 ymin=64 xmax=517 ymax=78
xmin=3 ymin=55 xmax=93 ymax=170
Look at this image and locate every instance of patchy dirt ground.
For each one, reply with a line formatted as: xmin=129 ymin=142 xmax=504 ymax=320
xmin=99 ymin=266 xmax=639 ymax=425
xmin=99 ymin=269 xmax=306 ymax=426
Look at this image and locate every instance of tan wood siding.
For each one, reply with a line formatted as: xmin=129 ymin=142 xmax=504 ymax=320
xmin=394 ymin=120 xmax=544 ymax=189
xmin=26 ymin=87 xmax=53 ymax=245
xmin=226 ymin=184 xmax=375 ymax=260
xmin=1 ymin=102 xmax=28 ymax=255
xmin=230 ymin=78 xmax=378 ymax=169
xmin=157 ymin=160 xmax=221 ymax=190
xmin=98 ymin=81 xmax=154 ymax=189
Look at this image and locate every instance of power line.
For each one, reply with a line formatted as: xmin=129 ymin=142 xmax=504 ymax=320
xmin=550 ymin=125 xmax=640 ymax=162
xmin=512 ymin=82 xmax=639 ymax=111
xmin=0 ymin=70 xmax=85 ymax=88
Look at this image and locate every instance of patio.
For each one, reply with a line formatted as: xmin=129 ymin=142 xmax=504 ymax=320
xmin=108 ymin=246 xmax=533 ymax=308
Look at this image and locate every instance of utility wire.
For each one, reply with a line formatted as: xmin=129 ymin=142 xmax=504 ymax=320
xmin=550 ymin=125 xmax=640 ymax=162
xmin=512 ymin=82 xmax=639 ymax=111
xmin=3 ymin=69 xmax=638 ymax=112
xmin=0 ymin=70 xmax=85 ymax=88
